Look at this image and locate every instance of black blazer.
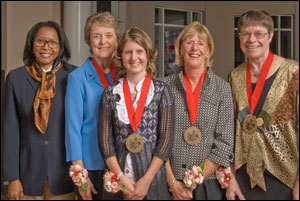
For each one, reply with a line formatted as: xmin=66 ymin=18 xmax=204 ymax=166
xmin=2 ymin=62 xmax=76 ymax=196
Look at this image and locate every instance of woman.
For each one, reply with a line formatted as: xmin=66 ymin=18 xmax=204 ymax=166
xmin=3 ymin=21 xmax=75 ymax=200
xmin=163 ymin=21 xmax=234 ymax=200
xmin=65 ymin=12 xmax=121 ymax=200
xmin=98 ymin=27 xmax=175 ymax=200
xmin=227 ymin=10 xmax=299 ymax=200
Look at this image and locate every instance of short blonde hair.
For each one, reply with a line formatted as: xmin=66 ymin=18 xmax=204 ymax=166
xmin=84 ymin=12 xmax=121 ymax=46
xmin=175 ymin=21 xmax=214 ymax=68
xmin=238 ymin=10 xmax=274 ymax=34
xmin=116 ymin=27 xmax=157 ymax=78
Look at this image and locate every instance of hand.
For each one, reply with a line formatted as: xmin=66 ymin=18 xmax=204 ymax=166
xmin=8 ymin=179 xmax=24 ymax=200
xmin=131 ymin=176 xmax=151 ymax=200
xmin=171 ymin=181 xmax=193 ymax=200
xmin=293 ymin=180 xmax=299 ymax=200
xmin=226 ymin=175 xmax=245 ymax=200
xmin=119 ymin=175 xmax=136 ymax=200
xmin=78 ymin=177 xmax=97 ymax=200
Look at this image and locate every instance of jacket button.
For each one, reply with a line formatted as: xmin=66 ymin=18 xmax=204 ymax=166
xmin=45 ymin=141 xmax=49 ymax=145
xmin=182 ymin=164 xmax=186 ymax=168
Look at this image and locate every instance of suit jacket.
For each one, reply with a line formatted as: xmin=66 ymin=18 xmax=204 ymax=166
xmin=2 ymin=62 xmax=76 ymax=196
xmin=162 ymin=68 xmax=235 ymax=180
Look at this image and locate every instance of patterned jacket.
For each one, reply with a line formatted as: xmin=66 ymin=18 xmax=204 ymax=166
xmin=98 ymin=78 xmax=175 ymax=200
xmin=162 ymin=68 xmax=234 ymax=180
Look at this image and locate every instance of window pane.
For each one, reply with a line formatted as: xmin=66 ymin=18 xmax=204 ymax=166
xmin=281 ymin=31 xmax=292 ymax=59
xmin=234 ymin=30 xmax=245 ymax=67
xmin=272 ymin=16 xmax=278 ymax=28
xmin=193 ymin=12 xmax=202 ymax=22
xmin=164 ymin=27 xmax=183 ymax=76
xmin=270 ymin=31 xmax=278 ymax=55
xmin=165 ymin=9 xmax=187 ymax=25
xmin=280 ymin=16 xmax=292 ymax=28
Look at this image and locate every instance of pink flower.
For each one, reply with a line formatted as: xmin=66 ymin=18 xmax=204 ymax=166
xmin=183 ymin=165 xmax=204 ymax=191
xmin=103 ymin=170 xmax=127 ymax=194
xmin=216 ymin=166 xmax=232 ymax=189
xmin=69 ymin=163 xmax=89 ymax=192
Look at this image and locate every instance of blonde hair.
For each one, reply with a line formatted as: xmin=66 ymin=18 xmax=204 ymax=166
xmin=238 ymin=10 xmax=274 ymax=34
xmin=175 ymin=21 xmax=214 ymax=68
xmin=116 ymin=27 xmax=157 ymax=78
xmin=84 ymin=12 xmax=121 ymax=46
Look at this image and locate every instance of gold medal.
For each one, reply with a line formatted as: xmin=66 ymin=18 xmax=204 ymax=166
xmin=184 ymin=126 xmax=202 ymax=146
xmin=256 ymin=117 xmax=264 ymax=127
xmin=243 ymin=114 xmax=257 ymax=134
xmin=126 ymin=133 xmax=144 ymax=153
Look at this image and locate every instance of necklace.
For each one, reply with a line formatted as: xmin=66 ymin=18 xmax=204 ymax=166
xmin=253 ymin=69 xmax=261 ymax=78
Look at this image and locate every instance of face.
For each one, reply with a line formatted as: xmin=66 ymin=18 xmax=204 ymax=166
xmin=180 ymin=33 xmax=210 ymax=69
xmin=33 ymin=26 xmax=60 ymax=69
xmin=122 ymin=40 xmax=148 ymax=77
xmin=239 ymin=24 xmax=273 ymax=60
xmin=90 ymin=23 xmax=117 ymax=59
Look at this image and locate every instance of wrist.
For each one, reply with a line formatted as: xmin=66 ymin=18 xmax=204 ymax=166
xmin=117 ymin=172 xmax=123 ymax=180
xmin=168 ymin=179 xmax=178 ymax=192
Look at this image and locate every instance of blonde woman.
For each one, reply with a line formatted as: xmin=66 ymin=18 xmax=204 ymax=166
xmin=163 ymin=21 xmax=234 ymax=200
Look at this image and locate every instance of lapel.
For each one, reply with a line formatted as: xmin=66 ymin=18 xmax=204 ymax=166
xmin=85 ymin=58 xmax=104 ymax=88
xmin=25 ymin=69 xmax=40 ymax=92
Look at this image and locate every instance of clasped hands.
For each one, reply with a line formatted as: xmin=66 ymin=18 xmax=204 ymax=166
xmin=121 ymin=175 xmax=151 ymax=200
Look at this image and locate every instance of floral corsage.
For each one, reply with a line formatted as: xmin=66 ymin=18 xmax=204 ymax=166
xmin=69 ymin=162 xmax=88 ymax=192
xmin=103 ymin=170 xmax=127 ymax=193
xmin=183 ymin=161 xmax=205 ymax=191
xmin=216 ymin=166 xmax=232 ymax=189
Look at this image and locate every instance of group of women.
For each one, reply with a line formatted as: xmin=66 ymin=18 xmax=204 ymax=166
xmin=3 ymin=9 xmax=299 ymax=200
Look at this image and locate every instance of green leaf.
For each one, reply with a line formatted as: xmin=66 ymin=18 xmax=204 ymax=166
xmin=82 ymin=183 xmax=88 ymax=192
xmin=200 ymin=160 xmax=205 ymax=173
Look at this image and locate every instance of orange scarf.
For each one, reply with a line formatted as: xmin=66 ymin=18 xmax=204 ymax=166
xmin=25 ymin=61 xmax=62 ymax=133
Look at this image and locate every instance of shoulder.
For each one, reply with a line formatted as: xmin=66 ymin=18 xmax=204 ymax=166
xmin=6 ymin=66 xmax=27 ymax=81
xmin=229 ymin=63 xmax=247 ymax=78
xmin=207 ymin=68 xmax=231 ymax=90
xmin=161 ymin=72 xmax=179 ymax=85
xmin=62 ymin=61 xmax=77 ymax=72
xmin=283 ymin=59 xmax=299 ymax=73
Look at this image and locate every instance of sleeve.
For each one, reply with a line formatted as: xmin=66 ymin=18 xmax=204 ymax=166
xmin=208 ymin=81 xmax=235 ymax=167
xmin=98 ymin=88 xmax=116 ymax=161
xmin=65 ymin=72 xmax=84 ymax=162
xmin=153 ymin=84 xmax=175 ymax=162
xmin=2 ymin=73 xmax=20 ymax=181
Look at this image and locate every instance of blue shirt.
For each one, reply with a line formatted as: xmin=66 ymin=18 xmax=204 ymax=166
xmin=65 ymin=58 xmax=114 ymax=170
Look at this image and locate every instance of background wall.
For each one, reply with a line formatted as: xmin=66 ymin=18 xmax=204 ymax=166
xmin=1 ymin=1 xmax=61 ymax=76
xmin=2 ymin=1 xmax=299 ymax=80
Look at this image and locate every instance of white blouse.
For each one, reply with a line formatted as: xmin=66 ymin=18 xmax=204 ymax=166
xmin=112 ymin=77 xmax=154 ymax=181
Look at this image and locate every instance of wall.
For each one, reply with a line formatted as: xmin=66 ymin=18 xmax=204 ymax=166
xmin=2 ymin=1 xmax=61 ymax=76
xmin=124 ymin=1 xmax=299 ymax=81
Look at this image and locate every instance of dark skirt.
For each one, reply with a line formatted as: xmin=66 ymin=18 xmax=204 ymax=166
xmin=193 ymin=179 xmax=226 ymax=200
xmin=236 ymin=165 xmax=293 ymax=200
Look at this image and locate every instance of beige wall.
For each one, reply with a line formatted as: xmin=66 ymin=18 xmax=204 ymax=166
xmin=2 ymin=1 xmax=299 ymax=81
xmin=124 ymin=1 xmax=299 ymax=81
xmin=2 ymin=1 xmax=61 ymax=76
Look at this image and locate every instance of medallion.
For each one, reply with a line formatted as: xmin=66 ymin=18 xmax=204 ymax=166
xmin=256 ymin=117 xmax=264 ymax=127
xmin=243 ymin=114 xmax=257 ymax=134
xmin=184 ymin=126 xmax=202 ymax=146
xmin=126 ymin=133 xmax=144 ymax=153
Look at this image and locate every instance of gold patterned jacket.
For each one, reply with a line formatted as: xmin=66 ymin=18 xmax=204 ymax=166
xmin=229 ymin=59 xmax=299 ymax=191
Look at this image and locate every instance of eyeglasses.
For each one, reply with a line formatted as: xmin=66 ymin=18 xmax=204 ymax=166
xmin=184 ymin=41 xmax=208 ymax=49
xmin=239 ymin=32 xmax=268 ymax=39
xmin=34 ymin=39 xmax=59 ymax=48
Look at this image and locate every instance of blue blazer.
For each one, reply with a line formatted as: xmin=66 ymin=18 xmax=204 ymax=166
xmin=65 ymin=58 xmax=114 ymax=170
xmin=2 ymin=62 xmax=76 ymax=196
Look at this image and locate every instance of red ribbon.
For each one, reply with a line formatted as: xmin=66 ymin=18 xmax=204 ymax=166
xmin=91 ymin=58 xmax=117 ymax=88
xmin=123 ymin=76 xmax=152 ymax=132
xmin=183 ymin=69 xmax=207 ymax=125
xmin=246 ymin=51 xmax=274 ymax=113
